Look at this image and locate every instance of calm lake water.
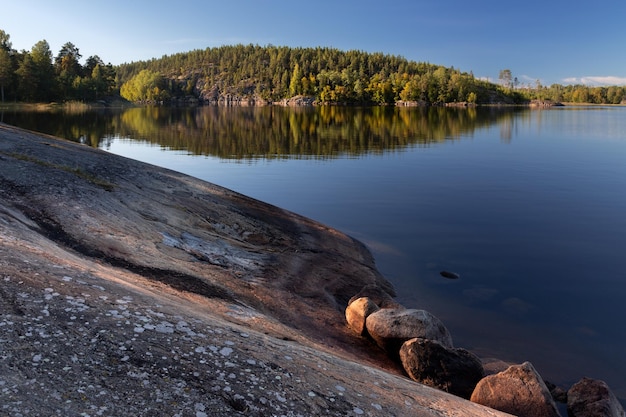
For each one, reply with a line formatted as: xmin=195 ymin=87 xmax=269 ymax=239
xmin=3 ymin=105 xmax=625 ymax=402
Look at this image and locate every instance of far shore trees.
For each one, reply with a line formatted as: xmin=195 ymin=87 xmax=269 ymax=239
xmin=0 ymin=30 xmax=117 ymax=103
xmin=0 ymin=28 xmax=624 ymax=105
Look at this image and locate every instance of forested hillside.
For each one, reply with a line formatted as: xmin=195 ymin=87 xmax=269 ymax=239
xmin=116 ymin=44 xmax=520 ymax=105
xmin=1 ymin=28 xmax=624 ymax=105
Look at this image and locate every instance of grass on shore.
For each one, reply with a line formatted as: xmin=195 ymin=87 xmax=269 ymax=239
xmin=0 ymin=99 xmax=133 ymax=113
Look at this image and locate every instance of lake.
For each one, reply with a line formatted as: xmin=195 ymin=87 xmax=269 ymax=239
xmin=3 ymin=104 xmax=625 ymax=402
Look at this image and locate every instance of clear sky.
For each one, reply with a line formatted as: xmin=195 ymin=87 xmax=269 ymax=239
xmin=2 ymin=0 xmax=625 ymax=86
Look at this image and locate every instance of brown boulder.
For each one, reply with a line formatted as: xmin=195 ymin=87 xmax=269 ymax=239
xmin=345 ymin=297 xmax=380 ymax=336
xmin=400 ymin=338 xmax=484 ymax=399
xmin=365 ymin=308 xmax=453 ymax=356
xmin=470 ymin=361 xmax=561 ymax=417
xmin=567 ymin=377 xmax=625 ymax=417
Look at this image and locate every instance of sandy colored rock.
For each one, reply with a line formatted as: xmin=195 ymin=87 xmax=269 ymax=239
xmin=470 ymin=361 xmax=561 ymax=417
xmin=0 ymin=123 xmax=514 ymax=416
xmin=345 ymin=296 xmax=380 ymax=336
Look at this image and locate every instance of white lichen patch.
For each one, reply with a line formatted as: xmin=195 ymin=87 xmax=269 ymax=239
xmin=0 ymin=252 xmax=421 ymax=417
xmin=3 ymin=271 xmax=378 ymax=415
xmin=160 ymin=231 xmax=269 ymax=275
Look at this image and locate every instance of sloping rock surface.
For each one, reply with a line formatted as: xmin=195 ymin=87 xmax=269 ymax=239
xmin=0 ymin=123 xmax=513 ymax=416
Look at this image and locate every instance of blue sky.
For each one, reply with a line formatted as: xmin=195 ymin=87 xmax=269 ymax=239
xmin=2 ymin=0 xmax=625 ymax=86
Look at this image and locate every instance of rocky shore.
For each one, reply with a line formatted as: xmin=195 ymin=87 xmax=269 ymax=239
xmin=0 ymin=123 xmax=622 ymax=416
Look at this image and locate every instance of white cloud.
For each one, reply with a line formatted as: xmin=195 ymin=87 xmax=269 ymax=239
xmin=562 ymin=76 xmax=626 ymax=86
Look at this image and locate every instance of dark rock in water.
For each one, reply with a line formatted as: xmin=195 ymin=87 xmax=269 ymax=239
xmin=545 ymin=380 xmax=568 ymax=403
xmin=440 ymin=271 xmax=460 ymax=280
xmin=567 ymin=377 xmax=625 ymax=417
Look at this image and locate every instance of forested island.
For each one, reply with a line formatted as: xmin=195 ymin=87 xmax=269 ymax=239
xmin=1 ymin=29 xmax=625 ymax=106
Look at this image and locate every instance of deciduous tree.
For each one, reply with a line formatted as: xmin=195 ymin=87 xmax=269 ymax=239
xmin=120 ymin=69 xmax=169 ymax=102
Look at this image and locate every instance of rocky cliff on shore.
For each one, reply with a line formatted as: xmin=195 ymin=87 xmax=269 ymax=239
xmin=0 ymin=124 xmax=514 ymax=416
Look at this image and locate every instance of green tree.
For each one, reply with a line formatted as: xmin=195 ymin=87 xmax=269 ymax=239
xmin=0 ymin=30 xmax=10 ymax=50
xmin=571 ymin=86 xmax=589 ymax=103
xmin=84 ymin=62 xmax=116 ymax=100
xmin=606 ymin=86 xmax=624 ymax=104
xmin=288 ymin=63 xmax=302 ymax=96
xmin=499 ymin=69 xmax=513 ymax=88
xmin=30 ymin=40 xmax=55 ymax=101
xmin=0 ymin=30 xmax=15 ymax=102
xmin=16 ymin=54 xmax=38 ymax=101
xmin=0 ymin=47 xmax=11 ymax=102
xmin=55 ymin=42 xmax=83 ymax=98
xmin=84 ymin=55 xmax=104 ymax=75
xmin=120 ymin=69 xmax=169 ymax=102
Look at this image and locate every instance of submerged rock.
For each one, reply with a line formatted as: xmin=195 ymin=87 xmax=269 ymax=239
xmin=440 ymin=270 xmax=460 ymax=279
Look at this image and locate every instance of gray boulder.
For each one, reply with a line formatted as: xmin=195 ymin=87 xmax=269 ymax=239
xmin=365 ymin=308 xmax=453 ymax=356
xmin=345 ymin=297 xmax=379 ymax=336
xmin=470 ymin=361 xmax=561 ymax=417
xmin=400 ymin=337 xmax=484 ymax=399
xmin=567 ymin=377 xmax=625 ymax=417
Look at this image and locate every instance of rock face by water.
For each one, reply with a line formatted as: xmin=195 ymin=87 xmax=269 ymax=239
xmin=0 ymin=123 xmax=514 ymax=416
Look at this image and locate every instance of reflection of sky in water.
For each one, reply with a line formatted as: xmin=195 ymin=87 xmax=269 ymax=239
xmin=106 ymin=108 xmax=626 ymax=402
xmin=7 ymin=106 xmax=626 ymax=403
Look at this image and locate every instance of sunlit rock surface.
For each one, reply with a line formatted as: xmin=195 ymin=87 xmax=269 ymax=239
xmin=471 ymin=361 xmax=561 ymax=417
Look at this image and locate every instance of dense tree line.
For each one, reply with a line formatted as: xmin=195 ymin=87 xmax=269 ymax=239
xmin=1 ymin=28 xmax=624 ymax=106
xmin=531 ymin=83 xmax=626 ymax=104
xmin=0 ymin=30 xmax=116 ymax=103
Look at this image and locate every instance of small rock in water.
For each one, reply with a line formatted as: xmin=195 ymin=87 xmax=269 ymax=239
xmin=440 ymin=271 xmax=460 ymax=280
